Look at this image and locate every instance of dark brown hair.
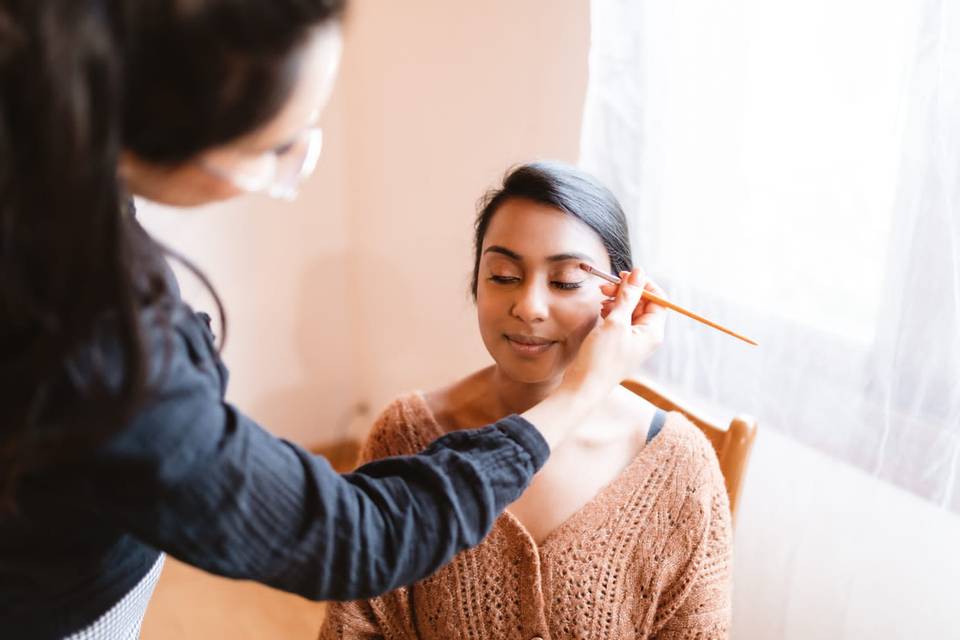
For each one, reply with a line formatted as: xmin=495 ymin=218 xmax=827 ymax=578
xmin=0 ymin=0 xmax=346 ymax=509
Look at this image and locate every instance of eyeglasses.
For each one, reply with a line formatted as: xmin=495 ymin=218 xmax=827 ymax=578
xmin=200 ymin=127 xmax=323 ymax=201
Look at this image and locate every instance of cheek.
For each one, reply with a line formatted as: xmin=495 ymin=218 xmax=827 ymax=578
xmin=554 ymin=294 xmax=604 ymax=344
xmin=191 ymin=166 xmax=244 ymax=203
xmin=476 ymin=290 xmax=506 ymax=336
xmin=564 ymin=310 xmax=601 ymax=346
xmin=166 ymin=165 xmax=242 ymax=206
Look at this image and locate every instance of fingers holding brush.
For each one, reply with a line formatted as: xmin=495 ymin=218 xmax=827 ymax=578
xmin=602 ymin=269 xmax=666 ymax=335
xmin=632 ymin=279 xmax=666 ymax=347
xmin=601 ymin=270 xmax=640 ymax=318
xmin=604 ymin=269 xmax=647 ymax=325
xmin=585 ymin=260 xmax=757 ymax=346
xmin=633 ymin=278 xmax=667 ymax=327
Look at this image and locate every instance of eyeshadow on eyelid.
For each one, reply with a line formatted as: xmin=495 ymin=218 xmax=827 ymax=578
xmin=554 ymin=267 xmax=585 ymax=279
xmin=488 ymin=265 xmax=521 ymax=276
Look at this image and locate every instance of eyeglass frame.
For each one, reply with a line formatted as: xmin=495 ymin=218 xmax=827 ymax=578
xmin=198 ymin=126 xmax=324 ymax=201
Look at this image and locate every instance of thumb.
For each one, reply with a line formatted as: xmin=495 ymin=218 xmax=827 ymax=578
xmin=605 ymin=268 xmax=647 ymax=325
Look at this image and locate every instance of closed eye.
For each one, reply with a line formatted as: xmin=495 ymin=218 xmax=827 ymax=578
xmin=488 ymin=276 xmax=584 ymax=289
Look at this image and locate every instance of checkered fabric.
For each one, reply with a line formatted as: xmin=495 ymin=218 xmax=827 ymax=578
xmin=64 ymin=554 xmax=165 ymax=640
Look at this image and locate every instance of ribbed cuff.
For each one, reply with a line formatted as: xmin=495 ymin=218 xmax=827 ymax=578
xmin=495 ymin=414 xmax=550 ymax=472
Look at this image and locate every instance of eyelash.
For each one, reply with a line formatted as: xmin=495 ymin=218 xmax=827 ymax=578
xmin=488 ymin=276 xmax=583 ymax=290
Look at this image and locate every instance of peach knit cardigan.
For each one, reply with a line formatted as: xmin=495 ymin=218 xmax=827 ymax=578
xmin=320 ymin=393 xmax=732 ymax=640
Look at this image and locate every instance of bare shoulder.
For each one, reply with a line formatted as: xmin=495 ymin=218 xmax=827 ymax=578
xmin=421 ymin=382 xmax=459 ymax=431
xmin=423 ymin=366 xmax=497 ymax=433
xmin=592 ymin=385 xmax=660 ymax=445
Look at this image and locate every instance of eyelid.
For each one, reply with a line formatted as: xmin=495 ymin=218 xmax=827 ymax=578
xmin=486 ymin=260 xmax=521 ymax=274
xmin=552 ymin=267 xmax=588 ymax=281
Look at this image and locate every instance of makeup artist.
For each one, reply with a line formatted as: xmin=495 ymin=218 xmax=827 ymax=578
xmin=0 ymin=2 xmax=666 ymax=637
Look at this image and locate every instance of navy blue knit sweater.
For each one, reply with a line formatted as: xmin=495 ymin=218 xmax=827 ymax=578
xmin=0 ymin=293 xmax=548 ymax=638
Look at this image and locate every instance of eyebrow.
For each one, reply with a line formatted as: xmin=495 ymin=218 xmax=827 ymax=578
xmin=482 ymin=246 xmax=595 ymax=264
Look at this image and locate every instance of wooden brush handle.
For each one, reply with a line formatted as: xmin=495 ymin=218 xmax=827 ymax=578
xmin=641 ymin=290 xmax=758 ymax=346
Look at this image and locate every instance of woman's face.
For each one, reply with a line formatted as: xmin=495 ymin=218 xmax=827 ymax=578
xmin=476 ymin=198 xmax=612 ymax=385
xmin=121 ymin=24 xmax=343 ymax=207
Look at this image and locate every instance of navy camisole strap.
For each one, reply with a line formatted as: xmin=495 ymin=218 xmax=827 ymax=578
xmin=646 ymin=409 xmax=668 ymax=444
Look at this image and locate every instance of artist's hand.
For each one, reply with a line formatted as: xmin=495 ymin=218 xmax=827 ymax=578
xmin=560 ymin=268 xmax=667 ymax=398
xmin=521 ymin=268 xmax=666 ymax=450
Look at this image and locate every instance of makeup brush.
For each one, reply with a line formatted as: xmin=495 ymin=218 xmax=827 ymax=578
xmin=580 ymin=263 xmax=758 ymax=347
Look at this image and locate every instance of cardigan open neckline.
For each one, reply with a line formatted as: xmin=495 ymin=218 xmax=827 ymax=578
xmin=409 ymin=390 xmax=681 ymax=550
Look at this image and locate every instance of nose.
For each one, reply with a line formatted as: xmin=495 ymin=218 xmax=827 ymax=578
xmin=510 ymin=280 xmax=549 ymax=324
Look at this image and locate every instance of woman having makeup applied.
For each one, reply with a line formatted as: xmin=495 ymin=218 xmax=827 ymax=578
xmin=320 ymin=162 xmax=732 ymax=640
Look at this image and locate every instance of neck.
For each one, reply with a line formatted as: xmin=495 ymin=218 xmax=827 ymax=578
xmin=490 ymin=366 xmax=564 ymax=416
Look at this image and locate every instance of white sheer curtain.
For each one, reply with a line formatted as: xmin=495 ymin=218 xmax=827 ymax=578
xmin=580 ymin=0 xmax=960 ymax=512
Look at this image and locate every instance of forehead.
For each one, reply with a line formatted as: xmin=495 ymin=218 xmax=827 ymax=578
xmin=482 ymin=197 xmax=611 ymax=267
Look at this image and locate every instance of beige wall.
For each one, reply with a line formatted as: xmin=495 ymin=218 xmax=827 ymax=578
xmin=340 ymin=0 xmax=590 ymax=419
xmin=138 ymin=0 xmax=590 ymax=445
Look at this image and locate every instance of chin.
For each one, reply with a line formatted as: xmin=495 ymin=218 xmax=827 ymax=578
xmin=496 ymin=356 xmax=563 ymax=386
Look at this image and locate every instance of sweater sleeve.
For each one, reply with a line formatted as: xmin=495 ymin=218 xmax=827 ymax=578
xmin=652 ymin=468 xmax=733 ymax=639
xmin=67 ymin=308 xmax=550 ymax=602
xmin=319 ymin=600 xmax=383 ymax=640
xmin=319 ymin=399 xmax=454 ymax=638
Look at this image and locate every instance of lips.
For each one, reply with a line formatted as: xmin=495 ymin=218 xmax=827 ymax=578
xmin=504 ymin=333 xmax=557 ymax=356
